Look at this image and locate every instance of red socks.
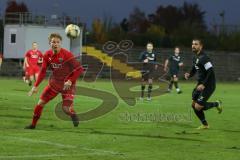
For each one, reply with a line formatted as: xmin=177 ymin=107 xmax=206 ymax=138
xmin=62 ymin=100 xmax=75 ymax=116
xmin=31 ymin=104 xmax=43 ymax=127
xmin=62 ymin=105 xmax=75 ymax=116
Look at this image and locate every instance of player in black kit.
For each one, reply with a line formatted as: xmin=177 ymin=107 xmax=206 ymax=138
xmin=185 ymin=39 xmax=222 ymax=129
xmin=139 ymin=42 xmax=158 ymax=101
xmin=164 ymin=47 xmax=183 ymax=94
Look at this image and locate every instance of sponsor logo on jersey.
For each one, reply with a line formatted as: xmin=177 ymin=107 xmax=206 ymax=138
xmin=51 ymin=63 xmax=62 ymax=68
xmin=173 ymin=56 xmax=180 ymax=61
xmin=31 ymin=54 xmax=39 ymax=59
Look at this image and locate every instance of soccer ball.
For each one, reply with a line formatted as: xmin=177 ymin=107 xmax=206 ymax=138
xmin=65 ymin=24 xmax=80 ymax=39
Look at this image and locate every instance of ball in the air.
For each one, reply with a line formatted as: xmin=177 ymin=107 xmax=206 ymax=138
xmin=65 ymin=24 xmax=80 ymax=39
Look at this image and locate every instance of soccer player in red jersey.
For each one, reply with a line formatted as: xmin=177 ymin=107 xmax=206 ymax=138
xmin=25 ymin=33 xmax=84 ymax=129
xmin=23 ymin=42 xmax=43 ymax=86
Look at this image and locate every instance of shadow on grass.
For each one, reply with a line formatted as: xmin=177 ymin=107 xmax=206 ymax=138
xmin=37 ymin=127 xmax=206 ymax=143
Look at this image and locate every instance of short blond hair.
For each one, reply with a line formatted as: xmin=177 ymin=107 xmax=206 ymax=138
xmin=48 ymin=33 xmax=62 ymax=42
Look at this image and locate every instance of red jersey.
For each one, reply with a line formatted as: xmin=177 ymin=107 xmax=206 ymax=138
xmin=34 ymin=48 xmax=83 ymax=91
xmin=25 ymin=49 xmax=43 ymax=66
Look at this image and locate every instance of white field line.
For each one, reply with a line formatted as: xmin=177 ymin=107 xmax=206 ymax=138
xmin=0 ymin=154 xmax=66 ymax=159
xmin=0 ymin=152 xmax=121 ymax=159
xmin=3 ymin=136 xmax=76 ymax=149
xmin=81 ymin=147 xmax=123 ymax=155
xmin=2 ymin=136 xmax=123 ymax=157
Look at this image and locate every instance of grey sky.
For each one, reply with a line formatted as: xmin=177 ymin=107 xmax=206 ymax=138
xmin=0 ymin=0 xmax=239 ymax=28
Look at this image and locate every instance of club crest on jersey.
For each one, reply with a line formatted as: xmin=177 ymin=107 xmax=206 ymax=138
xmin=59 ymin=58 xmax=63 ymax=63
xmin=31 ymin=54 xmax=38 ymax=58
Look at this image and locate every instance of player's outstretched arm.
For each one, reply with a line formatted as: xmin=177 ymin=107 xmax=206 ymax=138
xmin=64 ymin=53 xmax=84 ymax=87
xmin=28 ymin=86 xmax=38 ymax=96
xmin=23 ymin=57 xmax=29 ymax=70
xmin=164 ymin=59 xmax=169 ymax=72
xmin=185 ymin=65 xmax=196 ymax=80
xmin=34 ymin=54 xmax=48 ymax=87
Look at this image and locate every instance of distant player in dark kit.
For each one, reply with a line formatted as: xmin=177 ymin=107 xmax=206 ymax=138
xmin=185 ymin=38 xmax=222 ymax=129
xmin=164 ymin=47 xmax=183 ymax=94
xmin=139 ymin=42 xmax=158 ymax=101
xmin=25 ymin=33 xmax=84 ymax=129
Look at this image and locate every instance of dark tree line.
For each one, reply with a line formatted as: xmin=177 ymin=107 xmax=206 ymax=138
xmin=89 ymin=2 xmax=240 ymax=51
xmin=89 ymin=2 xmax=208 ymax=48
xmin=118 ymin=2 xmax=206 ymax=48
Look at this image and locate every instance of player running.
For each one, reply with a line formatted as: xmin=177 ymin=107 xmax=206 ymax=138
xmin=164 ymin=46 xmax=183 ymax=94
xmin=139 ymin=42 xmax=158 ymax=101
xmin=185 ymin=38 xmax=222 ymax=129
xmin=25 ymin=33 xmax=84 ymax=129
xmin=23 ymin=42 xmax=43 ymax=86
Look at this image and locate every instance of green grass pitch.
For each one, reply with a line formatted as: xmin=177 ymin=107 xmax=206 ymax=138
xmin=0 ymin=78 xmax=239 ymax=160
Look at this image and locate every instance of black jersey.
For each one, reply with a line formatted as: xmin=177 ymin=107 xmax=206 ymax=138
xmin=139 ymin=51 xmax=157 ymax=80
xmin=168 ymin=54 xmax=182 ymax=72
xmin=139 ymin=51 xmax=157 ymax=71
xmin=189 ymin=51 xmax=216 ymax=87
xmin=139 ymin=51 xmax=157 ymax=63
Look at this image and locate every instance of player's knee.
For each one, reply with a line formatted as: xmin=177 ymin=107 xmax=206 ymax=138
xmin=191 ymin=101 xmax=195 ymax=109
xmin=194 ymin=103 xmax=203 ymax=111
xmin=141 ymin=82 xmax=146 ymax=86
xmin=173 ymin=77 xmax=178 ymax=82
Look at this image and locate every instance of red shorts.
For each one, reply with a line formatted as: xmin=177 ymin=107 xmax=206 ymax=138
xmin=40 ymin=85 xmax=75 ymax=106
xmin=27 ymin=65 xmax=40 ymax=76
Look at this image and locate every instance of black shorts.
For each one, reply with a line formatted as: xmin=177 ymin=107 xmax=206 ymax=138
xmin=141 ymin=64 xmax=155 ymax=81
xmin=192 ymin=85 xmax=215 ymax=106
xmin=141 ymin=70 xmax=154 ymax=81
xmin=169 ymin=69 xmax=179 ymax=78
